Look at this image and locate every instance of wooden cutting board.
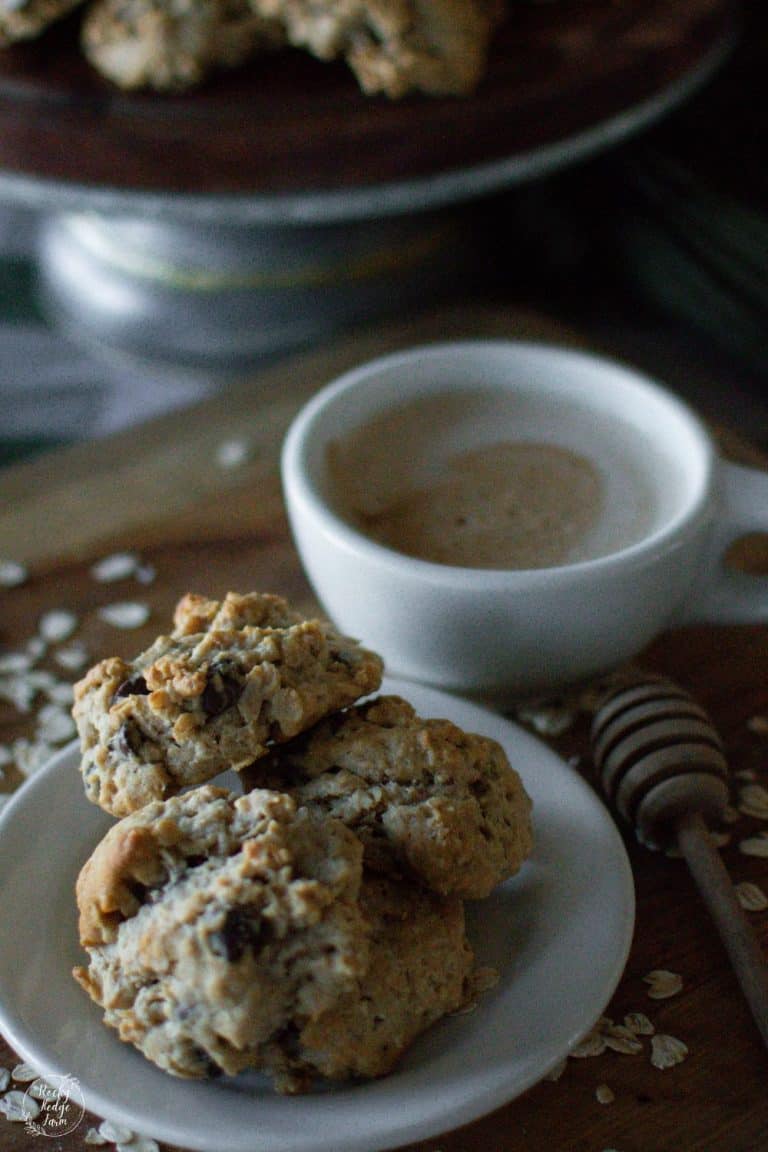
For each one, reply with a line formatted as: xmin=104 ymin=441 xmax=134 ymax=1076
xmin=1 ymin=305 xmax=767 ymax=1152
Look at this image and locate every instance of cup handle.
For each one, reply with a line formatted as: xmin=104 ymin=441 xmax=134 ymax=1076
xmin=681 ymin=460 xmax=768 ymax=624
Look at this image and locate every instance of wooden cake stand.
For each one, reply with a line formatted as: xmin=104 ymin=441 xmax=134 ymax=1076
xmin=0 ymin=0 xmax=740 ymax=368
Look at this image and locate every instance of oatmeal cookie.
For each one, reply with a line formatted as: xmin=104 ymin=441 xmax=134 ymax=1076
xmin=293 ymin=872 xmax=472 ymax=1083
xmin=73 ymin=785 xmax=369 ymax=1082
xmin=263 ymin=872 xmax=473 ymax=1089
xmin=81 ymin=0 xmax=284 ymax=91
xmin=72 ymin=591 xmax=383 ymax=818
xmin=246 ymin=694 xmax=533 ymax=898
xmin=1 ymin=0 xmax=84 ymax=45
xmin=248 ymin=0 xmax=504 ymax=98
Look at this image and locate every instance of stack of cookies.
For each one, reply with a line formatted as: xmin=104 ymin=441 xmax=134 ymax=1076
xmin=71 ymin=591 xmax=532 ymax=1093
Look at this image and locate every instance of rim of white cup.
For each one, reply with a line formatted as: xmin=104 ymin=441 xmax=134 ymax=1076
xmin=281 ymin=339 xmax=716 ymax=587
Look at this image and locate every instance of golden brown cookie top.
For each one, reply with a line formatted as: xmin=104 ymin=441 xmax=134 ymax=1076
xmin=72 ymin=590 xmax=383 ymax=817
xmin=249 ymin=693 xmax=533 ymax=898
xmin=73 ymin=784 xmax=371 ymax=1082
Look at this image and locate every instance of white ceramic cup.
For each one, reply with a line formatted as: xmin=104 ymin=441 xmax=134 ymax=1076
xmin=281 ymin=340 xmax=768 ymax=700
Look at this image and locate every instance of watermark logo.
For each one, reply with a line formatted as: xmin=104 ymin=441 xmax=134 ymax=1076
xmin=23 ymin=1074 xmax=85 ymax=1139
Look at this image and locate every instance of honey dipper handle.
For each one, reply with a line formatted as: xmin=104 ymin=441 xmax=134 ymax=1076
xmin=676 ymin=810 xmax=768 ymax=1050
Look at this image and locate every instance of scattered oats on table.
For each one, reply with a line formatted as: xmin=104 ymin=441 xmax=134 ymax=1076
xmin=569 ymin=1028 xmax=606 ymax=1059
xmin=737 ymin=783 xmax=768 ymax=820
xmin=739 ymin=832 xmax=768 ymax=858
xmin=97 ymin=1119 xmax=135 ymax=1144
xmin=90 ymin=552 xmax=142 ymax=583
xmin=623 ymin=1011 xmax=654 ymax=1036
xmin=602 ymin=1022 xmax=643 ymax=1055
xmin=0 ymin=560 xmax=28 ymax=588
xmin=216 ymin=438 xmax=252 ymax=468
xmin=650 ymin=1033 xmax=688 ymax=1070
xmin=84 ymin=1126 xmax=108 ymax=1145
xmin=0 ymin=1090 xmax=39 ymax=1121
xmin=38 ymin=609 xmax=79 ymax=644
xmin=26 ymin=1078 xmax=59 ymax=1101
xmin=36 ymin=701 xmax=77 ymax=743
xmin=514 ymin=699 xmax=576 ymax=738
xmin=0 ymin=651 xmax=33 ymax=675
xmin=54 ymin=642 xmax=91 ymax=672
xmin=735 ymin=881 xmax=768 ymax=912
xmin=117 ymin=1137 xmax=160 ymax=1152
xmin=10 ymin=1061 xmax=38 ymax=1083
xmin=96 ymin=601 xmax=152 ymax=629
xmin=643 ymin=969 xmax=683 ymax=1000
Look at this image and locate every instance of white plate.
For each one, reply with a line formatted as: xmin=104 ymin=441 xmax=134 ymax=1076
xmin=0 ymin=678 xmax=634 ymax=1152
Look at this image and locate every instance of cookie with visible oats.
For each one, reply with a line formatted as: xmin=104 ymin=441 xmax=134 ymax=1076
xmin=269 ymin=872 xmax=473 ymax=1090
xmin=73 ymin=786 xmax=474 ymax=1091
xmin=72 ymin=591 xmax=383 ymax=817
xmin=0 ymin=0 xmax=84 ymax=45
xmin=81 ymin=0 xmax=284 ymax=91
xmin=73 ymin=786 xmax=369 ymax=1083
xmin=249 ymin=0 xmax=504 ymax=98
xmin=246 ymin=694 xmax=533 ymax=898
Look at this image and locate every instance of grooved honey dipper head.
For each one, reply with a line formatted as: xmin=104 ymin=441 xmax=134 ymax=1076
xmin=590 ymin=676 xmax=729 ymax=849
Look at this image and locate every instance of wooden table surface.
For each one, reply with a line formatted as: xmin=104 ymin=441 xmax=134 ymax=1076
xmin=1 ymin=306 xmax=767 ymax=1152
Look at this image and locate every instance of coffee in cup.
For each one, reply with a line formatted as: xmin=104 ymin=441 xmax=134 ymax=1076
xmin=325 ymin=388 xmax=673 ymax=571
xmin=282 ymin=341 xmax=768 ymax=699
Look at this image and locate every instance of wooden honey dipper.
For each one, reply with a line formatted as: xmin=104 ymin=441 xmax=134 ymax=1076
xmin=591 ymin=674 xmax=768 ymax=1050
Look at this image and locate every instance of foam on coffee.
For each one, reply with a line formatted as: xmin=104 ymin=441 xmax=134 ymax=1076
xmin=326 ymin=388 xmax=672 ymax=570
